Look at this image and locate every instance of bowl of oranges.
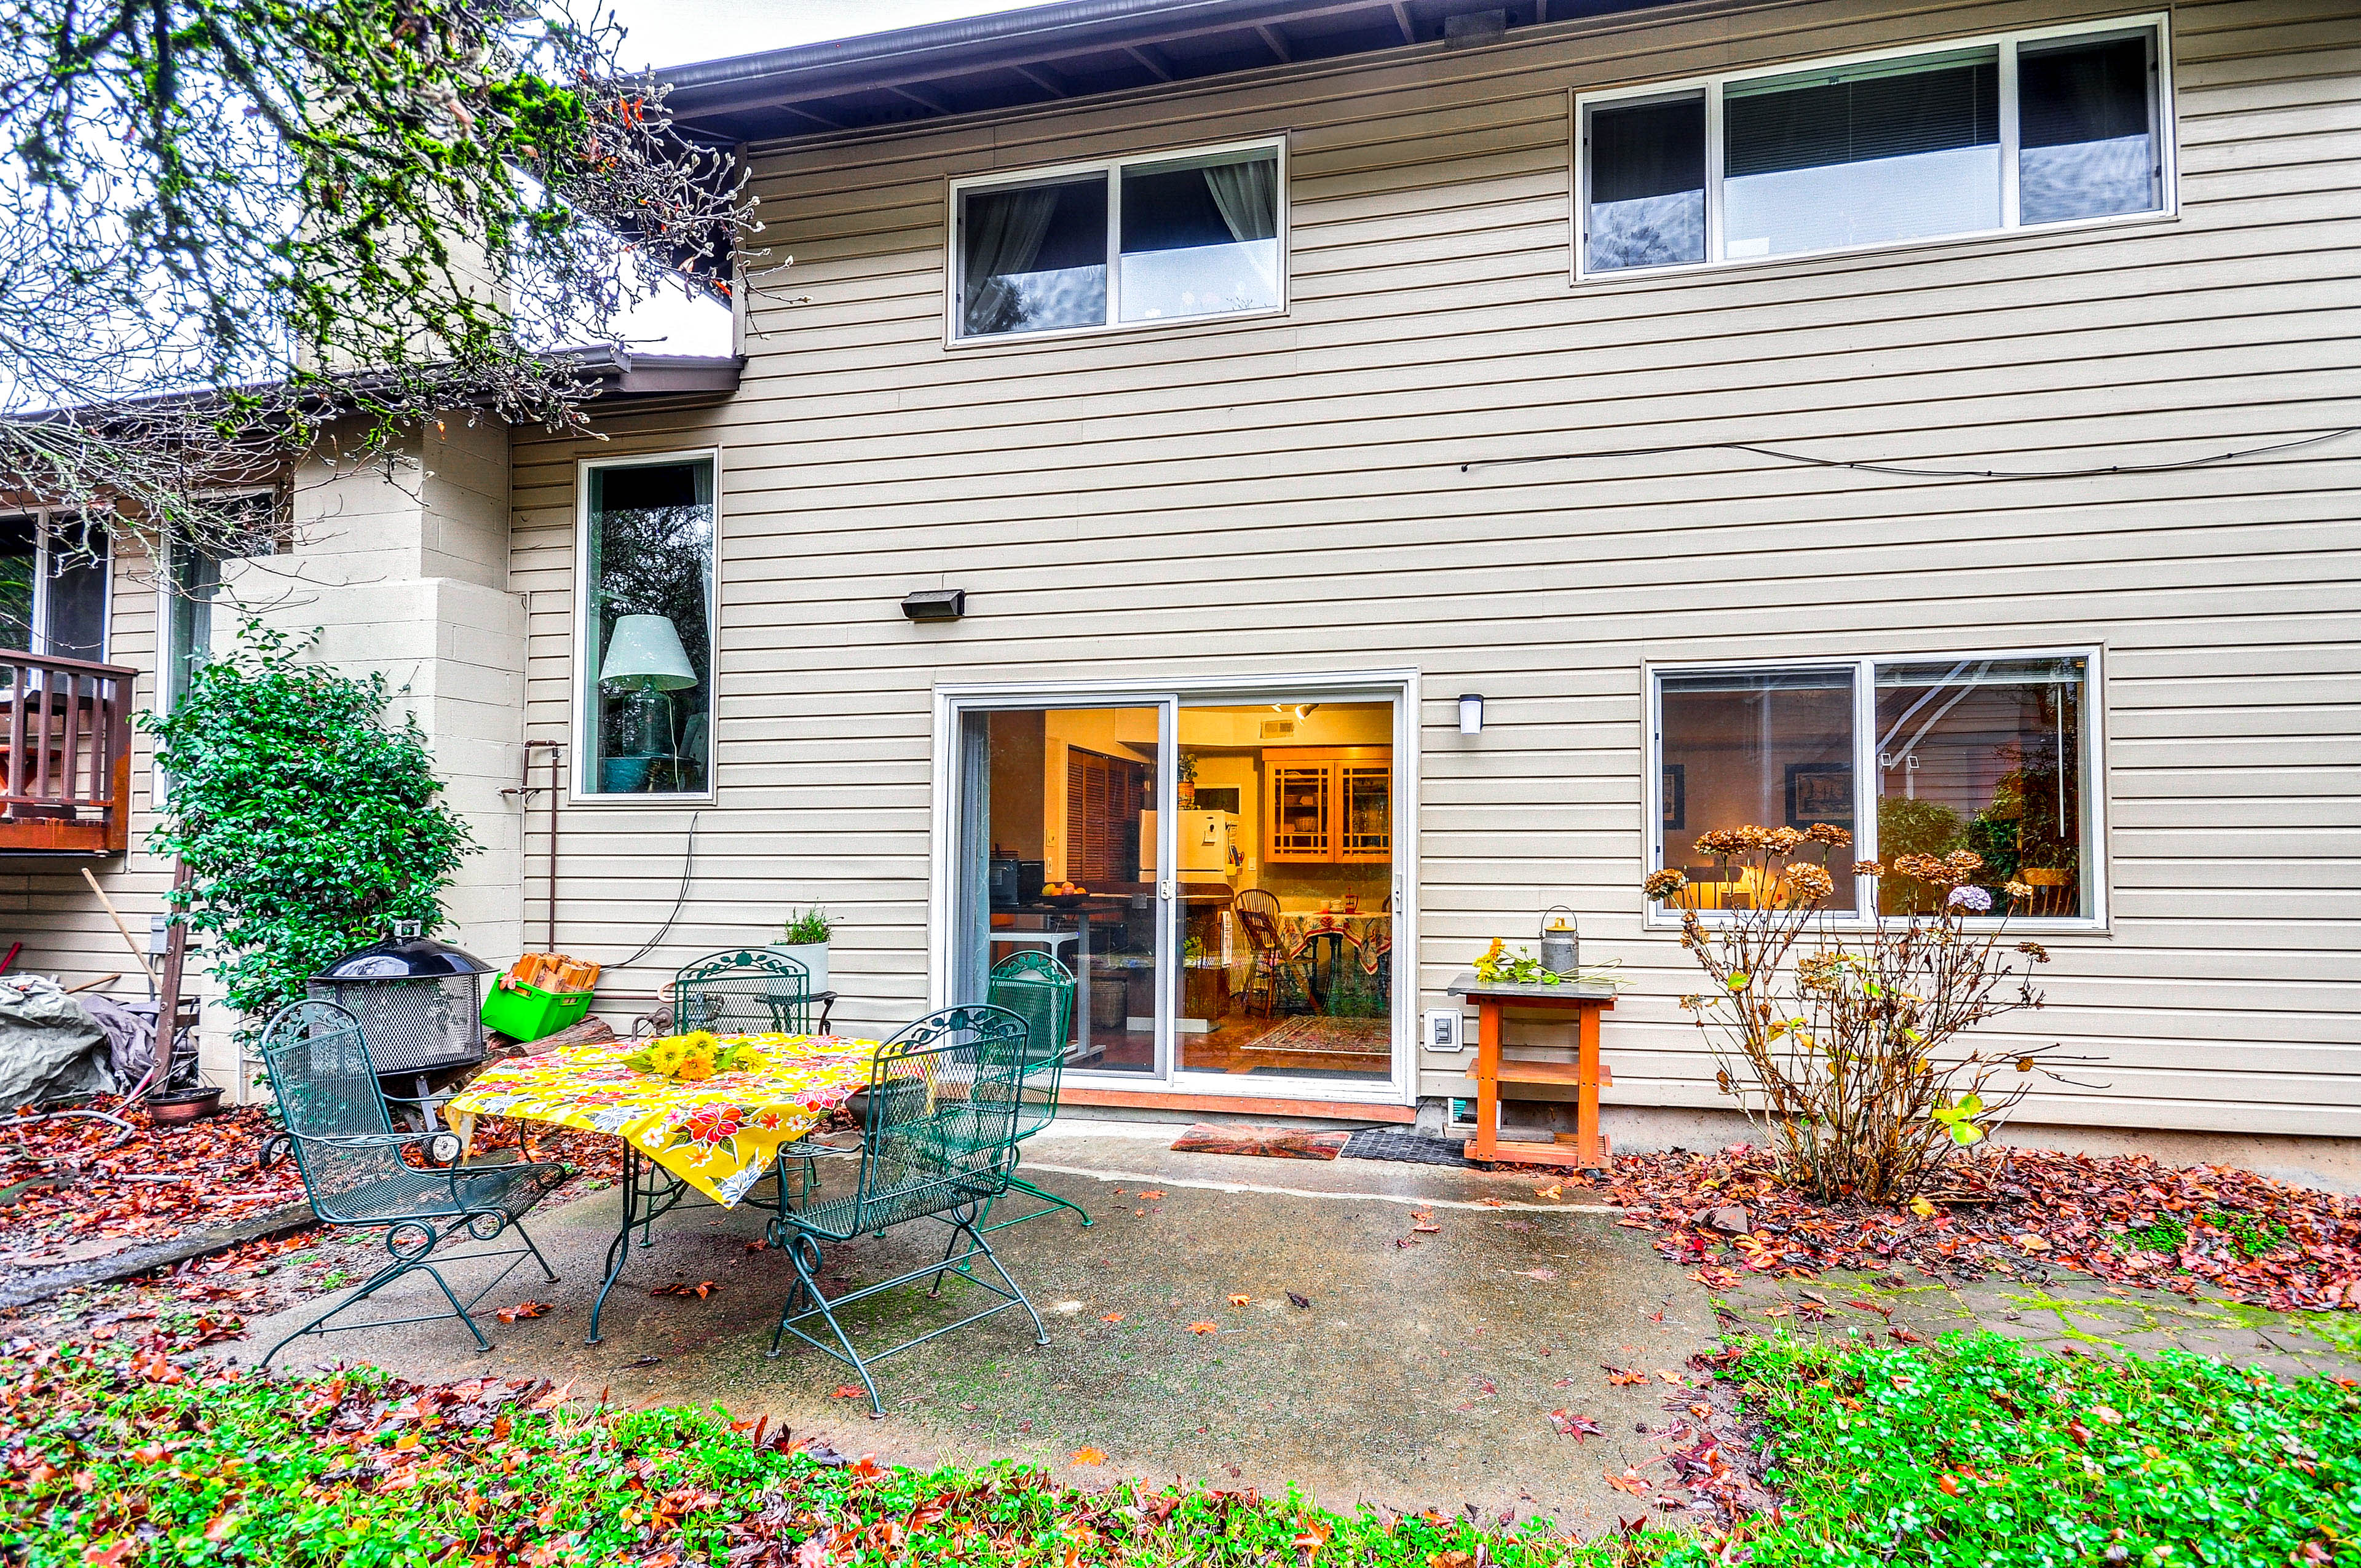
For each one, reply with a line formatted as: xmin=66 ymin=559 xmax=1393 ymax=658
xmin=1039 ymin=881 xmax=1091 ymax=908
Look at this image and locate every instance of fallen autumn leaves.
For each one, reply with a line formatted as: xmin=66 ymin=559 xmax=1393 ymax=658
xmin=2 ymin=1340 xmax=1696 ymax=1568
xmin=1600 ymin=1144 xmax=2360 ymax=1312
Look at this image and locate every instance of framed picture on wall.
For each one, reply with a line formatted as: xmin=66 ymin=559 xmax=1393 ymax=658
xmin=1661 ymin=764 xmax=1685 ymax=831
xmin=1784 ymin=761 xmax=1854 ymax=830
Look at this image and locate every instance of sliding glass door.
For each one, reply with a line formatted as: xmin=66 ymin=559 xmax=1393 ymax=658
xmin=945 ymin=683 xmax=1406 ymax=1101
xmin=951 ymin=700 xmax=1176 ymax=1077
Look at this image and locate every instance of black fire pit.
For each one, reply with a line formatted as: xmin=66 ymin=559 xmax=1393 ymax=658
xmin=307 ymin=924 xmax=493 ymax=1125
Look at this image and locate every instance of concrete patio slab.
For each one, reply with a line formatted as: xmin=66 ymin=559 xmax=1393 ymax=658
xmin=215 ymin=1126 xmax=2361 ymax=1527
xmin=223 ymin=1131 xmax=1711 ymax=1530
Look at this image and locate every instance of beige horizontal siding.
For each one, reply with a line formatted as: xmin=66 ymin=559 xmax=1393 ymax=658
xmin=512 ymin=0 xmax=2361 ymax=1136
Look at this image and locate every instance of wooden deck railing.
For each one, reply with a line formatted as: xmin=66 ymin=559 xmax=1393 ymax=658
xmin=0 ymin=651 xmax=135 ymax=855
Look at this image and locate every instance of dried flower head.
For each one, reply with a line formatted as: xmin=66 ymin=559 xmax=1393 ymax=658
xmin=1805 ymin=822 xmax=1853 ymax=847
xmin=1851 ymin=859 xmax=1886 ymax=879
xmin=1782 ymin=863 xmax=1835 ymax=904
xmin=1765 ymin=826 xmax=1806 ymax=854
xmin=2004 ymin=881 xmax=2035 ymax=902
xmin=1889 ymin=852 xmax=1961 ymax=887
xmin=2015 ymin=940 xmax=2051 ymax=964
xmin=1642 ymin=868 xmax=1688 ymax=901
xmin=1695 ymin=830 xmax=1748 ymax=857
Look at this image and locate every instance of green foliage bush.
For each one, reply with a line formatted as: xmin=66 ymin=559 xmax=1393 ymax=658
xmin=141 ymin=624 xmax=476 ymax=1037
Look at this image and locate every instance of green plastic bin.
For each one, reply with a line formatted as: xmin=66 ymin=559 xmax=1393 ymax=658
xmin=481 ymin=975 xmax=594 ymax=1043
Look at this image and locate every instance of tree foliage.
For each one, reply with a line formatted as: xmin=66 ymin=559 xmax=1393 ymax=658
xmin=141 ymin=622 xmax=476 ymax=1034
xmin=0 ymin=0 xmax=756 ymax=560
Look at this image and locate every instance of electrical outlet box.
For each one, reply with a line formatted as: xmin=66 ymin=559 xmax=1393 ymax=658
xmin=1422 ymin=1007 xmax=1465 ymax=1053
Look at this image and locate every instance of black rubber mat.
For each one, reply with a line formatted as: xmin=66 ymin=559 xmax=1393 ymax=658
xmin=1340 ymin=1127 xmax=1472 ymax=1168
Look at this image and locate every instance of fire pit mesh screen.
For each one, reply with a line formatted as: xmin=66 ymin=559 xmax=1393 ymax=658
xmin=307 ymin=975 xmax=484 ymax=1075
xmin=306 ymin=930 xmax=492 ymax=1078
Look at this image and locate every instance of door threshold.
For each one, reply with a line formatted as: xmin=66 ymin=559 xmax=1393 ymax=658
xmin=1061 ymin=1087 xmax=1415 ymax=1122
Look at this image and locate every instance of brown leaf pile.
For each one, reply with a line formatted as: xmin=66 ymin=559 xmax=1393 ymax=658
xmin=1604 ymin=1144 xmax=2360 ymax=1312
xmin=458 ymin=1117 xmax=623 ymax=1181
xmin=0 ymin=1099 xmax=303 ymax=1257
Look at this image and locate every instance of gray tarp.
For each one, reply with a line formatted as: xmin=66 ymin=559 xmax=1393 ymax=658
xmin=0 ymin=976 xmax=111 ymax=1107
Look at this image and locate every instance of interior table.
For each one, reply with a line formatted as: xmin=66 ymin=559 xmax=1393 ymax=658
xmin=996 ymin=898 xmax=1126 ymax=1060
xmin=1445 ymin=972 xmax=1618 ymax=1169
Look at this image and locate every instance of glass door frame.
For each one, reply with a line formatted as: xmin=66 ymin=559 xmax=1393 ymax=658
xmin=931 ymin=668 xmax=1419 ymax=1109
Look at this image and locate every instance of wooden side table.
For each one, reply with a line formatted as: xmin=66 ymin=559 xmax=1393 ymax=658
xmin=1446 ymin=972 xmax=1618 ymax=1169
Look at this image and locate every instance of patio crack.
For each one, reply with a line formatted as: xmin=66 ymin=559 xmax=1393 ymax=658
xmin=1017 ymin=1162 xmax=1623 ymax=1215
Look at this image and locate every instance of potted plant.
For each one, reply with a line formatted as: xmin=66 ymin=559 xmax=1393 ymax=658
xmin=772 ymin=908 xmax=833 ymax=997
xmin=1177 ymin=751 xmax=1199 ymax=809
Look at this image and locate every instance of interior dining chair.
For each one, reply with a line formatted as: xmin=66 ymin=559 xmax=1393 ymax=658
xmin=1231 ymin=888 xmax=1295 ymax=1018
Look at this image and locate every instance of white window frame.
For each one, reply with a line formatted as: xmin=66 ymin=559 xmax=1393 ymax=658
xmin=1573 ymin=14 xmax=2175 ymax=283
xmin=944 ymin=134 xmax=1290 ymax=348
xmin=571 ymin=448 xmax=722 ymax=805
xmin=1643 ymin=647 xmax=2108 ymax=932
xmin=0 ymin=506 xmax=113 ymax=663
xmin=154 ymin=488 xmax=283 ymax=719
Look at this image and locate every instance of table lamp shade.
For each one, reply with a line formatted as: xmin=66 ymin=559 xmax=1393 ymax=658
xmin=599 ymin=614 xmax=697 ymax=691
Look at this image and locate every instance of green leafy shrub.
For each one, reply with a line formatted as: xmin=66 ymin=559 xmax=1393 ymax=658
xmin=141 ymin=623 xmax=476 ymax=1039
xmin=1719 ymin=1333 xmax=2359 ymax=1568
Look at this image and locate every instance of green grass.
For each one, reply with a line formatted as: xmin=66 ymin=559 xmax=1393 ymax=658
xmin=1721 ymin=1334 xmax=2359 ymax=1568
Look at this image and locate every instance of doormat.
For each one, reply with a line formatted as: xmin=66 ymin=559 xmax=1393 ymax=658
xmin=1341 ymin=1128 xmax=1473 ymax=1168
xmin=1240 ymin=1015 xmax=1391 ymax=1056
xmin=1171 ymin=1123 xmax=1350 ymax=1160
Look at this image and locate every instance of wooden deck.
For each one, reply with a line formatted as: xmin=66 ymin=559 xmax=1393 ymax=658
xmin=0 ymin=651 xmax=136 ymax=856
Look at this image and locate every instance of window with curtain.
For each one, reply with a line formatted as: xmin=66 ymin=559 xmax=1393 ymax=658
xmin=1580 ymin=18 xmax=2167 ymax=277
xmin=1651 ymin=654 xmax=2098 ymax=924
xmin=579 ymin=455 xmax=716 ymax=798
xmin=954 ymin=139 xmax=1285 ymax=341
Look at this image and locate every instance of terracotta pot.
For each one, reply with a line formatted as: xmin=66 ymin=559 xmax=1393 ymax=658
xmin=146 ymin=1087 xmax=224 ymax=1125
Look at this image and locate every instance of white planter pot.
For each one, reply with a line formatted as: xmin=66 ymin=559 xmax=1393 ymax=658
xmin=769 ymin=941 xmax=829 ymax=999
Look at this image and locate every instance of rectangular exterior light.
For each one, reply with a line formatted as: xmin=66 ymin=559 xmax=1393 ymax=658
xmin=901 ymin=588 xmax=967 ymax=622
xmin=1458 ymin=693 xmax=1484 ymax=734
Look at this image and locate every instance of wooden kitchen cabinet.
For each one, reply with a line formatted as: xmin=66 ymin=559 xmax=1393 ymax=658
xmin=1264 ymin=747 xmax=1391 ymax=865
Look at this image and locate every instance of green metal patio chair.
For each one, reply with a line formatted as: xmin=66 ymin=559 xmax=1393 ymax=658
xmin=982 ymin=951 xmax=1090 ymax=1233
xmin=765 ymin=1003 xmax=1046 ymax=1414
xmin=670 ymin=947 xmax=827 ymax=1036
xmin=672 ymin=948 xmax=837 ymax=1206
xmin=255 ymin=1000 xmax=567 ymax=1366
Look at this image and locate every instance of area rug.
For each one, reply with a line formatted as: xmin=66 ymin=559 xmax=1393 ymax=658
xmin=1240 ymin=1015 xmax=1391 ymax=1057
xmin=1171 ymin=1123 xmax=1350 ymax=1160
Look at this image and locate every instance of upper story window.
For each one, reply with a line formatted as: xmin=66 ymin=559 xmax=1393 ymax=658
xmin=1578 ymin=18 xmax=2170 ymax=279
xmin=951 ymin=138 xmax=1285 ymax=343
xmin=0 ymin=510 xmax=110 ymax=663
xmin=575 ymin=453 xmax=717 ymax=799
xmin=1650 ymin=652 xmax=2102 ymax=927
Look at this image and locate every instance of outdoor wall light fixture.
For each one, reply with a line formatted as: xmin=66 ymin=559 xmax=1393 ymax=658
xmin=1458 ymin=693 xmax=1484 ymax=734
xmin=901 ymin=588 xmax=967 ymax=622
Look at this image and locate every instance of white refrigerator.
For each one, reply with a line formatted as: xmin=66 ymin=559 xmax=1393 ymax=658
xmin=1139 ymin=810 xmax=1239 ymax=879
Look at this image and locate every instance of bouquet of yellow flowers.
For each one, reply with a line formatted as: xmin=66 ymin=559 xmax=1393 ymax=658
xmin=623 ymin=1031 xmax=766 ymax=1080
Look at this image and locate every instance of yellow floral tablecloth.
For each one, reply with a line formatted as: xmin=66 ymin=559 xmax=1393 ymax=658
xmin=445 ymin=1034 xmax=883 ymax=1207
